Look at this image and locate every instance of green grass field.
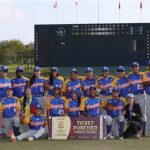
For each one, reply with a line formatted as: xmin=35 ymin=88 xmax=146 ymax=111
xmin=0 ymin=137 xmax=150 ymax=150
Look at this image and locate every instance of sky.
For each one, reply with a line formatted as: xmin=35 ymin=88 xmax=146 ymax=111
xmin=0 ymin=0 xmax=150 ymax=44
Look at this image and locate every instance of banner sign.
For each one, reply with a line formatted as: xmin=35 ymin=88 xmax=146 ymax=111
xmin=48 ymin=116 xmax=106 ymax=140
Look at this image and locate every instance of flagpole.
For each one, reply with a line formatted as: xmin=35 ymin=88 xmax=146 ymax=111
xmin=98 ymin=0 xmax=99 ymax=24
xmin=140 ymin=1 xmax=143 ymax=23
xmin=118 ymin=1 xmax=121 ymax=23
xmin=76 ymin=1 xmax=78 ymax=24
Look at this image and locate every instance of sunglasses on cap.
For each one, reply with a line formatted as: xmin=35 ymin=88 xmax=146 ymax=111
xmin=117 ymin=70 xmax=124 ymax=72
xmin=2 ymin=70 xmax=8 ymax=73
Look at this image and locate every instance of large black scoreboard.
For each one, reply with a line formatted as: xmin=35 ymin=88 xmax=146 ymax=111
xmin=35 ymin=23 xmax=150 ymax=67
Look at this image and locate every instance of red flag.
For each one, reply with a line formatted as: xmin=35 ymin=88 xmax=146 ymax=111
xmin=118 ymin=1 xmax=121 ymax=10
xmin=53 ymin=1 xmax=57 ymax=8
xmin=140 ymin=1 xmax=143 ymax=10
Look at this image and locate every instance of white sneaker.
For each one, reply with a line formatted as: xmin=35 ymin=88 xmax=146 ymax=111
xmin=106 ymin=133 xmax=115 ymax=139
xmin=118 ymin=136 xmax=124 ymax=140
xmin=28 ymin=136 xmax=34 ymax=141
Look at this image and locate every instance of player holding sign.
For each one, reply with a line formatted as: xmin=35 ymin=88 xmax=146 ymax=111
xmin=8 ymin=104 xmax=46 ymax=142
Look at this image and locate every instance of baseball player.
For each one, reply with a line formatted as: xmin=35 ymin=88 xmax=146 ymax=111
xmin=63 ymin=68 xmax=82 ymax=99
xmin=8 ymin=104 xmax=46 ymax=142
xmin=128 ymin=61 xmax=147 ymax=135
xmin=0 ymin=65 xmax=12 ymax=99
xmin=113 ymin=66 xmax=130 ymax=100
xmin=0 ymin=86 xmax=21 ymax=136
xmin=46 ymin=67 xmax=64 ymax=97
xmin=81 ymin=67 xmax=96 ymax=97
xmin=80 ymin=86 xmax=101 ymax=117
xmin=96 ymin=66 xmax=115 ymax=102
xmin=102 ymin=87 xmax=125 ymax=139
xmin=46 ymin=85 xmax=67 ymax=117
xmin=142 ymin=60 xmax=150 ymax=135
xmin=30 ymin=66 xmax=46 ymax=113
xmin=11 ymin=66 xmax=29 ymax=98
xmin=66 ymin=88 xmax=80 ymax=117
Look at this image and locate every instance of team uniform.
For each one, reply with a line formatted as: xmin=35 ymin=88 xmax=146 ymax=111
xmin=46 ymin=76 xmax=64 ymax=96
xmin=0 ymin=77 xmax=11 ymax=99
xmin=46 ymin=96 xmax=67 ymax=116
xmin=11 ymin=77 xmax=29 ymax=98
xmin=63 ymin=78 xmax=82 ymax=99
xmin=96 ymin=75 xmax=115 ymax=101
xmin=80 ymin=97 xmax=101 ymax=117
xmin=13 ymin=114 xmax=46 ymax=141
xmin=66 ymin=98 xmax=80 ymax=117
xmin=0 ymin=96 xmax=21 ymax=136
xmin=31 ymin=77 xmax=46 ymax=112
xmin=81 ymin=78 xmax=96 ymax=97
xmin=102 ymin=96 xmax=125 ymax=138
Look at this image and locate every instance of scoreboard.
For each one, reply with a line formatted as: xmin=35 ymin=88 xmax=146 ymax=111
xmin=35 ymin=23 xmax=150 ymax=67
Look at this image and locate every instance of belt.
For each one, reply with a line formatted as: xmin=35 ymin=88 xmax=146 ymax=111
xmin=134 ymin=92 xmax=144 ymax=95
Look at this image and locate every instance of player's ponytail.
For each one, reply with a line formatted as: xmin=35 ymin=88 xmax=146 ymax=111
xmin=23 ymin=95 xmax=27 ymax=109
xmin=49 ymin=70 xmax=59 ymax=85
xmin=30 ymin=74 xmax=35 ymax=86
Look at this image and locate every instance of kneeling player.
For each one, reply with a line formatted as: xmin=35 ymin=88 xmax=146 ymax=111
xmin=8 ymin=105 xmax=46 ymax=142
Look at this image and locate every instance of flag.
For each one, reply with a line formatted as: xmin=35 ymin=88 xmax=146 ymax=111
xmin=140 ymin=1 xmax=143 ymax=10
xmin=53 ymin=1 xmax=57 ymax=8
xmin=75 ymin=1 xmax=78 ymax=6
xmin=119 ymin=1 xmax=121 ymax=10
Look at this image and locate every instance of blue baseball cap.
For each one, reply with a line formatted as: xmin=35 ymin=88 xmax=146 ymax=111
xmin=16 ymin=66 xmax=24 ymax=72
xmin=131 ymin=62 xmax=139 ymax=67
xmin=53 ymin=84 xmax=62 ymax=90
xmin=1 ymin=65 xmax=8 ymax=71
xmin=36 ymin=104 xmax=42 ymax=110
xmin=51 ymin=67 xmax=59 ymax=72
xmin=89 ymin=86 xmax=97 ymax=91
xmin=117 ymin=66 xmax=125 ymax=72
xmin=85 ymin=67 xmax=93 ymax=73
xmin=102 ymin=66 xmax=109 ymax=72
xmin=112 ymin=87 xmax=120 ymax=92
xmin=34 ymin=66 xmax=41 ymax=71
xmin=6 ymin=86 xmax=13 ymax=91
xmin=70 ymin=68 xmax=78 ymax=74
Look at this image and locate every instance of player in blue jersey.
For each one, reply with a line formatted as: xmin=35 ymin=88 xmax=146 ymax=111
xmin=30 ymin=66 xmax=46 ymax=113
xmin=66 ymin=88 xmax=81 ymax=117
xmin=102 ymin=87 xmax=125 ymax=139
xmin=81 ymin=67 xmax=96 ymax=97
xmin=143 ymin=60 xmax=150 ymax=135
xmin=8 ymin=104 xmax=46 ymax=142
xmin=80 ymin=86 xmax=101 ymax=117
xmin=0 ymin=65 xmax=12 ymax=99
xmin=46 ymin=85 xmax=67 ymax=117
xmin=113 ymin=66 xmax=130 ymax=99
xmin=63 ymin=68 xmax=82 ymax=99
xmin=11 ymin=66 xmax=29 ymax=98
xmin=46 ymin=67 xmax=64 ymax=97
xmin=96 ymin=66 xmax=115 ymax=101
xmin=128 ymin=62 xmax=147 ymax=136
xmin=0 ymin=86 xmax=21 ymax=136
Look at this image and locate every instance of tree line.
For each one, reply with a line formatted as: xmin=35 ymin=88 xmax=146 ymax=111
xmin=0 ymin=40 xmax=34 ymax=65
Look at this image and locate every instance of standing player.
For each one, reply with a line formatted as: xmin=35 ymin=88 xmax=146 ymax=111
xmin=46 ymin=85 xmax=67 ymax=117
xmin=30 ymin=66 xmax=46 ymax=113
xmin=11 ymin=66 xmax=29 ymax=98
xmin=113 ymin=66 xmax=130 ymax=100
xmin=0 ymin=86 xmax=20 ymax=136
xmin=96 ymin=67 xmax=115 ymax=101
xmin=128 ymin=62 xmax=147 ymax=135
xmin=0 ymin=65 xmax=12 ymax=99
xmin=81 ymin=67 xmax=96 ymax=97
xmin=142 ymin=60 xmax=150 ymax=135
xmin=102 ymin=87 xmax=125 ymax=139
xmin=46 ymin=67 xmax=64 ymax=97
xmin=8 ymin=104 xmax=46 ymax=142
xmin=63 ymin=68 xmax=82 ymax=99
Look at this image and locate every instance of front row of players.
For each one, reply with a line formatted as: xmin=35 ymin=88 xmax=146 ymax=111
xmin=0 ymin=85 xmax=143 ymax=141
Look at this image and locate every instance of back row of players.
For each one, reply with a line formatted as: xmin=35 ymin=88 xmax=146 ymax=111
xmin=0 ymin=61 xmax=150 ymax=140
